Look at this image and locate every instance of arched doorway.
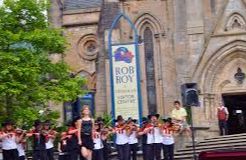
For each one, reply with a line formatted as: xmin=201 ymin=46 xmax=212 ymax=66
xmin=193 ymin=41 xmax=246 ymax=135
xmin=223 ymin=93 xmax=246 ymax=134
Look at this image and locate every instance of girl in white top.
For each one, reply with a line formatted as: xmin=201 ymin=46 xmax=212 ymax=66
xmin=43 ymin=120 xmax=57 ymax=160
xmin=162 ymin=118 xmax=175 ymax=160
xmin=15 ymin=128 xmax=26 ymax=160
xmin=147 ymin=113 xmax=162 ymax=160
xmin=114 ymin=115 xmax=130 ymax=160
xmin=0 ymin=120 xmax=20 ymax=160
xmin=92 ymin=121 xmax=104 ymax=160
xmin=127 ymin=118 xmax=139 ymax=160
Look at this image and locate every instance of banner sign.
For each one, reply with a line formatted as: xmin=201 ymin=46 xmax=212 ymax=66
xmin=108 ymin=13 xmax=142 ymax=123
xmin=111 ymin=44 xmax=140 ymax=119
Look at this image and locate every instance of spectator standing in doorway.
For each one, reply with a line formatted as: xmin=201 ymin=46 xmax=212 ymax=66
xmin=217 ymin=102 xmax=229 ymax=135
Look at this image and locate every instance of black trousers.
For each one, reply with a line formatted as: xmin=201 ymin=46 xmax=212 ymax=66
xmin=142 ymin=144 xmax=148 ymax=160
xmin=116 ymin=143 xmax=130 ymax=160
xmin=18 ymin=156 xmax=25 ymax=160
xmin=153 ymin=143 xmax=162 ymax=160
xmin=130 ymin=143 xmax=138 ymax=160
xmin=145 ymin=144 xmax=154 ymax=160
xmin=33 ymin=150 xmax=48 ymax=160
xmin=3 ymin=149 xmax=18 ymax=160
xmin=163 ymin=144 xmax=174 ymax=160
xmin=59 ymin=153 xmax=69 ymax=160
xmin=68 ymin=150 xmax=79 ymax=160
xmin=46 ymin=148 xmax=54 ymax=160
xmin=219 ymin=120 xmax=228 ymax=135
xmin=102 ymin=140 xmax=109 ymax=160
xmin=92 ymin=149 xmax=104 ymax=160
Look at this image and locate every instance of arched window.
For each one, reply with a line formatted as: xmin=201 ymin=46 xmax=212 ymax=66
xmin=143 ymin=27 xmax=157 ymax=113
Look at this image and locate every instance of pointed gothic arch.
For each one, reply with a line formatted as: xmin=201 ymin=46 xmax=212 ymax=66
xmin=225 ymin=13 xmax=246 ymax=31
xmin=132 ymin=13 xmax=164 ymax=114
xmin=130 ymin=13 xmax=165 ymax=36
xmin=194 ymin=40 xmax=246 ymax=93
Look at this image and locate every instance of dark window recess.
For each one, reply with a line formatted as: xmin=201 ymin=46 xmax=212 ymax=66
xmin=210 ymin=0 xmax=216 ymax=13
xmin=143 ymin=27 xmax=157 ymax=114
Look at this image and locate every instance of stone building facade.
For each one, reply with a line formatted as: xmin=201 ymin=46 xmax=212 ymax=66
xmin=50 ymin=0 xmax=246 ymax=139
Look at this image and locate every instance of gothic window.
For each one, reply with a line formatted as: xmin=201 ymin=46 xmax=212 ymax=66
xmin=143 ymin=27 xmax=157 ymax=114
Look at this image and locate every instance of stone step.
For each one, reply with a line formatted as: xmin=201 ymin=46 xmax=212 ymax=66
xmin=174 ymin=133 xmax=246 ymax=160
xmin=174 ymin=147 xmax=246 ymax=160
xmin=186 ymin=138 xmax=246 ymax=148
xmin=174 ymin=154 xmax=196 ymax=160
xmin=176 ymin=142 xmax=246 ymax=153
xmin=200 ymin=135 xmax=246 ymax=143
xmin=204 ymin=133 xmax=246 ymax=141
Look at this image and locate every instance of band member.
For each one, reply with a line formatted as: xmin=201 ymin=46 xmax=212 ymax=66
xmin=67 ymin=118 xmax=79 ymax=160
xmin=171 ymin=101 xmax=191 ymax=136
xmin=15 ymin=128 xmax=26 ymax=160
xmin=97 ymin=117 xmax=110 ymax=160
xmin=127 ymin=118 xmax=138 ymax=160
xmin=217 ymin=102 xmax=229 ymax=135
xmin=142 ymin=116 xmax=155 ymax=160
xmin=138 ymin=117 xmax=148 ymax=160
xmin=58 ymin=132 xmax=70 ymax=160
xmin=26 ymin=120 xmax=48 ymax=160
xmin=114 ymin=115 xmax=130 ymax=160
xmin=44 ymin=120 xmax=56 ymax=160
xmin=0 ymin=120 xmax=19 ymax=160
xmin=77 ymin=105 xmax=94 ymax=160
xmin=162 ymin=117 xmax=175 ymax=160
xmin=92 ymin=120 xmax=104 ymax=160
xmin=148 ymin=113 xmax=162 ymax=160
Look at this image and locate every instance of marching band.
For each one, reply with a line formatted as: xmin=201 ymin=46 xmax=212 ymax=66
xmin=0 ymin=101 xmax=188 ymax=160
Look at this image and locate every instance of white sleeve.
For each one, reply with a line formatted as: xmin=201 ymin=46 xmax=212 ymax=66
xmin=225 ymin=107 xmax=229 ymax=115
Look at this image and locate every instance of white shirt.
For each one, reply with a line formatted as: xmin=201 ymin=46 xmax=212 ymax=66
xmin=144 ymin=127 xmax=154 ymax=144
xmin=17 ymin=143 xmax=25 ymax=156
xmin=46 ymin=139 xmax=54 ymax=149
xmin=115 ymin=130 xmax=129 ymax=145
xmin=93 ymin=132 xmax=104 ymax=150
xmin=153 ymin=127 xmax=163 ymax=143
xmin=128 ymin=131 xmax=138 ymax=144
xmin=162 ymin=128 xmax=174 ymax=145
xmin=163 ymin=135 xmax=174 ymax=145
xmin=1 ymin=133 xmax=17 ymax=150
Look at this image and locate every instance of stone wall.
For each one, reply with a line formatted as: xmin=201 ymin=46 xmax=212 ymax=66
xmin=50 ymin=0 xmax=246 ymax=142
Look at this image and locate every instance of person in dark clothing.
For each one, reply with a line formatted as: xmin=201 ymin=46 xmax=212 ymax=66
xmin=77 ymin=105 xmax=94 ymax=160
xmin=27 ymin=120 xmax=48 ymax=160
xmin=67 ymin=118 xmax=80 ymax=160
xmin=58 ymin=132 xmax=70 ymax=160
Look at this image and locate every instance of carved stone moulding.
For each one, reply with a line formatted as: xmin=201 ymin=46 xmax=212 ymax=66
xmin=77 ymin=34 xmax=98 ymax=61
xmin=234 ymin=67 xmax=245 ymax=84
xmin=225 ymin=13 xmax=246 ymax=31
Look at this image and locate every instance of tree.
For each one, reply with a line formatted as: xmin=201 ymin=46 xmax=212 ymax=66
xmin=0 ymin=0 xmax=86 ymax=128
